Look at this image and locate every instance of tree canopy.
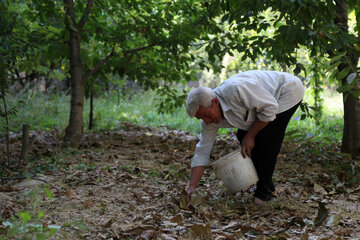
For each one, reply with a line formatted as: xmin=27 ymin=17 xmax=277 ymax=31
xmin=1 ymin=0 xmax=360 ymax=154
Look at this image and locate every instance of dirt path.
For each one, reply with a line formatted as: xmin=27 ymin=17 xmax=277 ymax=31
xmin=1 ymin=123 xmax=359 ymax=239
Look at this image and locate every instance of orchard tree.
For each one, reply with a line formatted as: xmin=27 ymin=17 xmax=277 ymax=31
xmin=206 ymin=0 xmax=360 ymax=156
xmin=8 ymin=0 xmax=224 ymax=143
xmin=62 ymin=0 xmax=224 ymax=143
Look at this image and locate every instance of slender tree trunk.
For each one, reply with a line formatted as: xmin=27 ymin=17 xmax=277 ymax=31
xmin=64 ymin=0 xmax=85 ymax=143
xmin=64 ymin=31 xmax=84 ymax=143
xmin=1 ymin=89 xmax=10 ymax=167
xmin=89 ymin=89 xmax=94 ymax=130
xmin=335 ymin=0 xmax=360 ymax=155
xmin=20 ymin=124 xmax=35 ymax=163
xmin=117 ymin=84 xmax=120 ymax=106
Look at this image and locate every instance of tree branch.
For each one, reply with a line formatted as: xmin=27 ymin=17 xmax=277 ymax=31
xmin=118 ymin=1 xmax=139 ymax=24
xmin=123 ymin=43 xmax=157 ymax=56
xmin=64 ymin=0 xmax=77 ymax=29
xmin=82 ymin=43 xmax=157 ymax=83
xmin=82 ymin=51 xmax=115 ymax=83
xmin=78 ymin=0 xmax=94 ymax=31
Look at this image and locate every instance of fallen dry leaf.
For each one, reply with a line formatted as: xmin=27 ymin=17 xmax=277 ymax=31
xmin=314 ymin=183 xmax=327 ymax=194
xmin=171 ymin=214 xmax=184 ymax=226
xmin=151 ymin=213 xmax=162 ymax=223
xmin=102 ymin=218 xmax=113 ymax=228
xmin=102 ymin=182 xmax=116 ymax=189
xmin=178 ymin=189 xmax=190 ymax=210
xmin=2 ymin=124 xmax=360 ymax=239
xmin=0 ymin=186 xmax=20 ymax=192
xmin=140 ymin=229 xmax=158 ymax=240
xmin=189 ymin=223 xmax=211 ymax=240
xmin=65 ymin=187 xmax=79 ymax=199
xmin=325 ymin=214 xmax=343 ymax=228
xmin=0 ymin=193 xmax=19 ymax=218
xmin=190 ymin=194 xmax=203 ymax=207
xmin=161 ymin=233 xmax=177 ymax=240
xmin=125 ymin=225 xmax=155 ymax=236
xmin=83 ymin=199 xmax=93 ymax=208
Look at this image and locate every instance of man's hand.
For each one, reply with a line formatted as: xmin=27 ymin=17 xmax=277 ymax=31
xmin=241 ymin=118 xmax=269 ymax=158
xmin=188 ymin=166 xmax=205 ymax=197
xmin=187 ymin=186 xmax=196 ymax=196
xmin=241 ymin=134 xmax=255 ymax=158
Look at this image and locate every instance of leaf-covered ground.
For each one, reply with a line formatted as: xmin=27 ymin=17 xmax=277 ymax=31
xmin=1 ymin=122 xmax=360 ymax=239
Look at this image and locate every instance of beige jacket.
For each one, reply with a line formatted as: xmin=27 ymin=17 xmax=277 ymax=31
xmin=191 ymin=70 xmax=305 ymax=168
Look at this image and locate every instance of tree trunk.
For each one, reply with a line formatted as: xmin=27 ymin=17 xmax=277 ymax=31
xmin=20 ymin=124 xmax=35 ymax=163
xmin=342 ymin=88 xmax=360 ymax=155
xmin=89 ymin=89 xmax=94 ymax=130
xmin=341 ymin=53 xmax=360 ymax=155
xmin=64 ymin=11 xmax=84 ymax=143
xmin=1 ymin=89 xmax=10 ymax=167
xmin=335 ymin=0 xmax=360 ymax=155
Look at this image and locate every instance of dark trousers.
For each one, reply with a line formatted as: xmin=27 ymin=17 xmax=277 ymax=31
xmin=236 ymin=102 xmax=301 ymax=201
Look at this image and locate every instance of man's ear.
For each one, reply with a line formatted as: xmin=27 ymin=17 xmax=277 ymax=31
xmin=212 ymin=97 xmax=219 ymax=106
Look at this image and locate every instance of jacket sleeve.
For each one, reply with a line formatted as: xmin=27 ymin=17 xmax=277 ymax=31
xmin=191 ymin=121 xmax=219 ymax=168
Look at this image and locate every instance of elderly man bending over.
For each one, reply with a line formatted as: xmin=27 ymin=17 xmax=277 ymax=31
xmin=186 ymin=70 xmax=305 ymax=205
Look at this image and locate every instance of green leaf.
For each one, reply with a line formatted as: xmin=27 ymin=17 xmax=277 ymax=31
xmin=66 ymin=15 xmax=78 ymax=32
xmin=221 ymin=14 xmax=229 ymax=22
xmin=336 ymin=84 xmax=352 ymax=93
xmin=294 ymin=63 xmax=306 ymax=76
xmin=294 ymin=65 xmax=301 ymax=75
xmin=338 ymin=67 xmax=351 ymax=80
xmin=44 ymin=187 xmax=53 ymax=200
xmin=18 ymin=211 xmax=32 ymax=225
xmin=38 ymin=210 xmax=45 ymax=218
xmin=64 ymin=29 xmax=70 ymax=41
xmin=328 ymin=61 xmax=341 ymax=71
xmin=331 ymin=52 xmax=345 ymax=62
xmin=36 ymin=233 xmax=46 ymax=240
xmin=49 ymin=228 xmax=58 ymax=237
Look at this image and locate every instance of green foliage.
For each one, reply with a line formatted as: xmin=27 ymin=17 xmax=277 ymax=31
xmin=1 ymin=187 xmax=60 ymax=239
xmin=76 ymin=162 xmax=96 ymax=171
xmin=308 ymin=54 xmax=325 ymax=124
xmin=287 ymin=90 xmax=343 ymax=143
xmin=0 ymin=89 xmax=343 ymax=142
xmin=0 ymin=89 xmax=69 ymax=134
xmin=4 ymin=0 xmax=225 ymax=97
xmin=209 ymin=0 xmax=360 ymax=94
xmin=328 ymin=51 xmax=360 ymax=98
xmin=156 ymin=86 xmax=187 ymax=114
xmin=2 ymin=0 xmax=359 ymax=147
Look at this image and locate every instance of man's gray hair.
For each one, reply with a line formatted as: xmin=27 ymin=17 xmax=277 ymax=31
xmin=186 ymin=87 xmax=217 ymax=117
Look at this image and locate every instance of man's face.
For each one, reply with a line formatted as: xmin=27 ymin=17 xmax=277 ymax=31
xmin=195 ymin=98 xmax=222 ymax=125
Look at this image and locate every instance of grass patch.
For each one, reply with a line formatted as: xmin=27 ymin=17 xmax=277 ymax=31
xmin=1 ymin=89 xmax=70 ymax=133
xmin=287 ymin=88 xmax=343 ymax=142
xmin=0 ymin=87 xmax=343 ymax=143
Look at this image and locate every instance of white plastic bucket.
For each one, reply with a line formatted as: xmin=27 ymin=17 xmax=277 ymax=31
xmin=211 ymin=149 xmax=259 ymax=194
